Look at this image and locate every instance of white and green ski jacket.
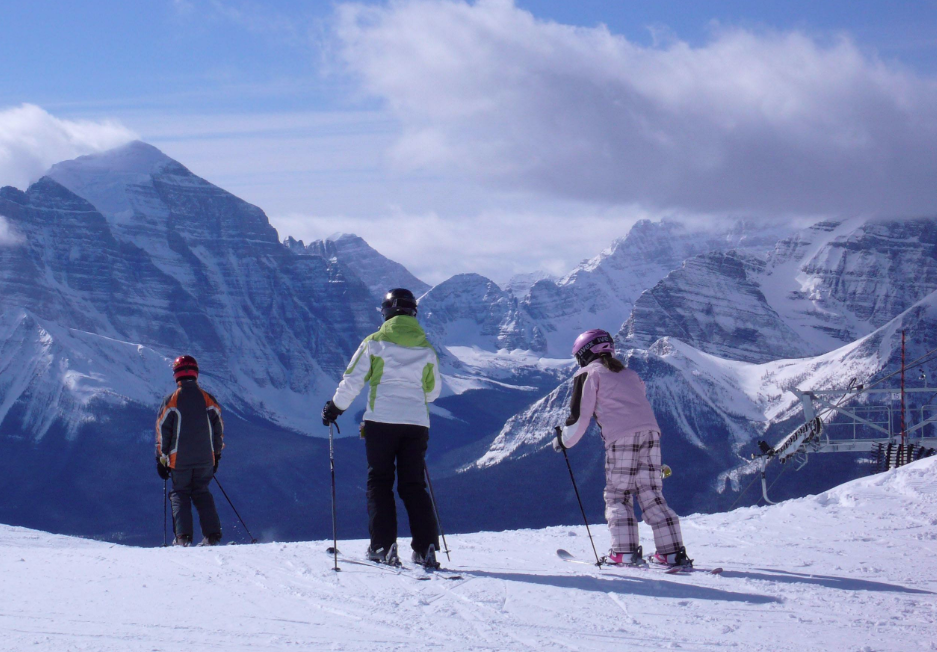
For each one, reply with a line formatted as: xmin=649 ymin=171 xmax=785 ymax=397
xmin=331 ymin=315 xmax=442 ymax=427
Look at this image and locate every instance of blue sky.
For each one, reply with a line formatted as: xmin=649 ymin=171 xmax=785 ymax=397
xmin=2 ymin=1 xmax=936 ymax=282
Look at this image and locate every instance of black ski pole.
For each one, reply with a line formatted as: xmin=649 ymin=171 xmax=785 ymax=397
xmin=163 ymin=478 xmax=168 ymax=547
xmin=213 ymin=476 xmax=258 ymax=543
xmin=328 ymin=421 xmax=340 ymax=572
xmin=424 ymin=462 xmax=450 ymax=562
xmin=559 ymin=436 xmax=602 ymax=566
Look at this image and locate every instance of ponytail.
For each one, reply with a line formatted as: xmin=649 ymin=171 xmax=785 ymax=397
xmin=600 ymin=354 xmax=624 ymax=373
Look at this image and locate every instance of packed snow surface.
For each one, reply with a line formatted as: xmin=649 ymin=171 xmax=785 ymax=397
xmin=2 ymin=458 xmax=936 ymax=651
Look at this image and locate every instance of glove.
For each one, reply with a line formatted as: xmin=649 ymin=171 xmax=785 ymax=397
xmin=156 ymin=457 xmax=171 ymax=480
xmin=321 ymin=400 xmax=343 ymax=426
xmin=213 ymin=454 xmax=221 ymax=475
xmin=552 ymin=426 xmax=566 ymax=452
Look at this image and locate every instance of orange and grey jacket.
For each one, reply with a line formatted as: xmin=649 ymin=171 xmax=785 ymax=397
xmin=155 ymin=379 xmax=224 ymax=469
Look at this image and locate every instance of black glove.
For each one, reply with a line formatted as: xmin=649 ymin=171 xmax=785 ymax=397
xmin=553 ymin=426 xmax=566 ymax=452
xmin=213 ymin=454 xmax=221 ymax=475
xmin=156 ymin=458 xmax=171 ymax=480
xmin=322 ymin=400 xmax=343 ymax=426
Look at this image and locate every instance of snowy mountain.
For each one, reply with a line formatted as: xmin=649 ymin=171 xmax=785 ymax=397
xmin=22 ymin=141 xmax=381 ymax=434
xmin=290 ymin=232 xmax=431 ymax=301
xmin=759 ymin=216 xmax=937 ymax=350
xmin=502 ymin=270 xmax=558 ymax=296
xmin=621 ymin=251 xmax=812 ymax=363
xmin=3 ymin=457 xmax=935 ymax=651
xmin=4 ymin=140 xmax=935 ymax=548
xmin=617 ymin=216 xmax=937 ymax=364
xmin=519 ymin=218 xmax=796 ymax=357
xmin=419 ymin=273 xmax=545 ymax=353
xmin=465 ymin=288 xmax=937 ymax=522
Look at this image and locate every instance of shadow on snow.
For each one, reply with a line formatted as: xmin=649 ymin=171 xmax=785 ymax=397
xmin=462 ymin=570 xmax=781 ymax=604
xmin=717 ymin=569 xmax=936 ymax=595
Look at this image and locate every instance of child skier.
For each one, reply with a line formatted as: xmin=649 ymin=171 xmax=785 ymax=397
xmin=554 ymin=329 xmax=691 ymax=568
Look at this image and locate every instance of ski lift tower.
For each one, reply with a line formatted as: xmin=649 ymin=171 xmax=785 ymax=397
xmin=756 ymin=331 xmax=937 ymax=503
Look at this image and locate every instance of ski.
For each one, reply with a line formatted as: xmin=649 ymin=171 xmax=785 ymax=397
xmin=557 ymin=549 xmax=722 ymax=575
xmin=556 ymin=548 xmax=603 ymax=567
xmin=658 ymin=564 xmax=723 ymax=576
xmin=415 ymin=564 xmax=464 ymax=581
xmin=326 ymin=547 xmax=462 ymax=581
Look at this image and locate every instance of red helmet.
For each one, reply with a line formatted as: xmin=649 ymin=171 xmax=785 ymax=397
xmin=172 ymin=355 xmax=199 ymax=381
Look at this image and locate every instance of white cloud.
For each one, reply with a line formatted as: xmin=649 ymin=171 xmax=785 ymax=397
xmin=0 ymin=215 xmax=24 ymax=247
xmin=0 ymin=104 xmax=137 ymax=190
xmin=336 ymin=0 xmax=937 ymax=215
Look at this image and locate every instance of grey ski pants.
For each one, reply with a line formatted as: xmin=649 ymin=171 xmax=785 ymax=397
xmin=170 ymin=464 xmax=221 ymax=539
xmin=604 ymin=430 xmax=683 ymax=555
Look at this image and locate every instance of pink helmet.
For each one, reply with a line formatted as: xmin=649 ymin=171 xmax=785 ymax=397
xmin=571 ymin=329 xmax=615 ymax=366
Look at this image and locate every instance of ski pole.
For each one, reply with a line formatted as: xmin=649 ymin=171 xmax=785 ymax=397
xmin=213 ymin=476 xmax=258 ymax=543
xmin=328 ymin=421 xmax=340 ymax=572
xmin=560 ymin=439 xmax=602 ymax=566
xmin=424 ymin=462 xmax=451 ymax=562
xmin=163 ymin=478 xmax=168 ymax=547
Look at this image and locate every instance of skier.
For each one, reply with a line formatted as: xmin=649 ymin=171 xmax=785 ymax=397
xmin=321 ymin=288 xmax=442 ymax=567
xmin=554 ymin=330 xmax=691 ymax=569
xmin=156 ymin=355 xmax=225 ymax=547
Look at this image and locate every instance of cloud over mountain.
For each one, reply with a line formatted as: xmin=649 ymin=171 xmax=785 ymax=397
xmin=0 ymin=215 xmax=23 ymax=247
xmin=337 ymin=0 xmax=937 ymax=215
xmin=0 ymin=104 xmax=136 ymax=191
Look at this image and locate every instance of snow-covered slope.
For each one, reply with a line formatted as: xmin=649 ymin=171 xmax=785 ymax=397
xmin=2 ymin=457 xmax=934 ymax=651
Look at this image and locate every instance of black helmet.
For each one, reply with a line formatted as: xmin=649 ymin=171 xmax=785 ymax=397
xmin=381 ymin=288 xmax=418 ymax=321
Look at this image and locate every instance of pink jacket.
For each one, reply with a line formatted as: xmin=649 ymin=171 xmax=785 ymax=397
xmin=560 ymin=360 xmax=660 ymax=448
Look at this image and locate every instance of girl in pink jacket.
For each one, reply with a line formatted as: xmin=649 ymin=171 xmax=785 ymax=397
xmin=555 ymin=329 xmax=690 ymax=568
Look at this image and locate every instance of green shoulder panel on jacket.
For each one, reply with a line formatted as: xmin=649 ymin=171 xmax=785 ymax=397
xmin=369 ymin=315 xmax=435 ymax=349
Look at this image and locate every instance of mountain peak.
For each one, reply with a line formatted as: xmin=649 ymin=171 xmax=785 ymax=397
xmin=48 ymin=140 xmax=178 ymax=179
xmin=303 ymin=233 xmax=431 ymax=300
xmin=45 ymin=141 xmax=200 ymax=222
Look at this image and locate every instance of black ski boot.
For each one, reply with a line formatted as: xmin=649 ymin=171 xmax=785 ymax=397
xmin=366 ymin=542 xmax=401 ymax=566
xmin=198 ymin=533 xmax=223 ymax=547
xmin=173 ymin=534 xmax=192 ymax=547
xmin=412 ymin=544 xmax=441 ymax=570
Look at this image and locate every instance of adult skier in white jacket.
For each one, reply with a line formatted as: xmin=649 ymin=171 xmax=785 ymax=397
xmin=322 ymin=288 xmax=442 ymax=566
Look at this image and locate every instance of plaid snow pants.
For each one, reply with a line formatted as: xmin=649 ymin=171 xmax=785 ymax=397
xmin=604 ymin=430 xmax=683 ymax=555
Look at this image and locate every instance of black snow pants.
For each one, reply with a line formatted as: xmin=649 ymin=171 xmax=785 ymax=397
xmin=170 ymin=464 xmax=222 ymax=540
xmin=364 ymin=421 xmax=439 ymax=554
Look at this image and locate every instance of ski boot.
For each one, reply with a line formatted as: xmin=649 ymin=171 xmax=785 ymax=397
xmin=173 ymin=534 xmax=192 ymax=547
xmin=603 ymin=545 xmax=647 ymax=567
xmin=649 ymin=546 xmax=693 ymax=570
xmin=198 ymin=533 xmax=223 ymax=547
xmin=412 ymin=544 xmax=441 ymax=570
xmin=367 ymin=542 xmax=401 ymax=566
